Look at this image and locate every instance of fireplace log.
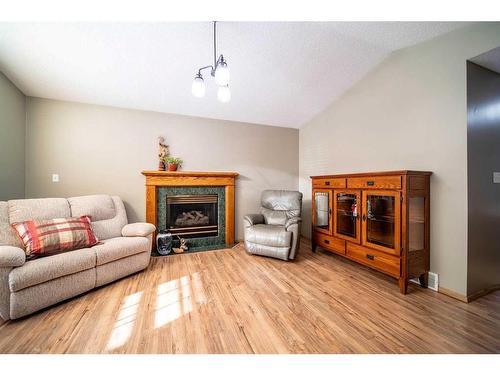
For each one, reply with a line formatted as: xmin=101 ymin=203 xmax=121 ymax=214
xmin=175 ymin=210 xmax=210 ymax=227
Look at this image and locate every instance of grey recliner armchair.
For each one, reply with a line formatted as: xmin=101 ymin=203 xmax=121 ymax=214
xmin=243 ymin=190 xmax=303 ymax=261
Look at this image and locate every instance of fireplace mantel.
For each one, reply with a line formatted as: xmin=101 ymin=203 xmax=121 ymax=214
xmin=142 ymin=171 xmax=238 ymax=247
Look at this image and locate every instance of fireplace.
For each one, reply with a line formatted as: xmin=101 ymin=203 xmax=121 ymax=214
xmin=142 ymin=170 xmax=238 ymax=252
xmin=166 ymin=194 xmax=218 ymax=238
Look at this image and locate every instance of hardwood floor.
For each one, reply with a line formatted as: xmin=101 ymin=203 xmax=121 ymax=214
xmin=0 ymin=239 xmax=499 ymax=354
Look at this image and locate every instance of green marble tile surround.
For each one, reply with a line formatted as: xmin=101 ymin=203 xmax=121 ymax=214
xmin=156 ymin=186 xmax=226 ymax=253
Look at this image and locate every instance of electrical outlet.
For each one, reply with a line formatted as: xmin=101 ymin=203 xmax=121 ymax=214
xmin=52 ymin=174 xmax=59 ymax=183
xmin=493 ymin=172 xmax=500 ymax=184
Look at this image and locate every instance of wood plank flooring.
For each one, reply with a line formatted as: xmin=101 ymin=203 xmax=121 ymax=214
xmin=0 ymin=239 xmax=499 ymax=353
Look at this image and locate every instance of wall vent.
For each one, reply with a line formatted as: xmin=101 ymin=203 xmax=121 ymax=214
xmin=410 ymin=272 xmax=438 ymax=291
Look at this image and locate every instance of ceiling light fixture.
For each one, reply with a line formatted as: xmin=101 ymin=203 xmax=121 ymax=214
xmin=192 ymin=21 xmax=231 ymax=102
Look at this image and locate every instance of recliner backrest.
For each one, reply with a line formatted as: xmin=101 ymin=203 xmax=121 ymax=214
xmin=260 ymin=190 xmax=303 ymax=225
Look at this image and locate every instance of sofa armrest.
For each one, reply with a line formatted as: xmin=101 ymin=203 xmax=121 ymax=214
xmin=122 ymin=223 xmax=156 ymax=237
xmin=0 ymin=246 xmax=26 ymax=268
xmin=243 ymin=214 xmax=265 ymax=227
xmin=285 ymin=217 xmax=302 ymax=230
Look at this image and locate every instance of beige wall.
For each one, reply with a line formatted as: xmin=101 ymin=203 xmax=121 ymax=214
xmin=0 ymin=72 xmax=26 ymax=200
xmin=299 ymin=23 xmax=500 ymax=296
xmin=25 ymin=98 xmax=299 ymax=240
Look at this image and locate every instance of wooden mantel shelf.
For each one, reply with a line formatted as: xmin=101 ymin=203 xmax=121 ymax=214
xmin=142 ymin=170 xmax=238 ymax=246
xmin=142 ymin=170 xmax=239 ymax=178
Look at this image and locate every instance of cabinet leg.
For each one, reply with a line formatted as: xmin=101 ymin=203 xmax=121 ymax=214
xmin=311 ymin=241 xmax=317 ymax=253
xmin=399 ymin=278 xmax=408 ymax=294
xmin=418 ymin=272 xmax=428 ymax=288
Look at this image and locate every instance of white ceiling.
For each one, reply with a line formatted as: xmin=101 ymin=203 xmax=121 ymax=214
xmin=471 ymin=45 xmax=500 ymax=74
xmin=0 ymin=22 xmax=470 ymax=128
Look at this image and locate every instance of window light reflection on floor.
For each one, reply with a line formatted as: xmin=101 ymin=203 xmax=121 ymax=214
xmin=154 ymin=272 xmax=206 ymax=329
xmin=105 ymin=291 xmax=143 ymax=351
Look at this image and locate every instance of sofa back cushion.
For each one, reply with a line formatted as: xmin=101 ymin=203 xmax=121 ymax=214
xmin=11 ymin=216 xmax=99 ymax=259
xmin=68 ymin=195 xmax=128 ymax=240
xmin=0 ymin=202 xmax=23 ymax=247
xmin=8 ymin=198 xmax=71 ymax=223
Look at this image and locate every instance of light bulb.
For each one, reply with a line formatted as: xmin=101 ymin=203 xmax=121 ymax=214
xmin=217 ymin=85 xmax=231 ymax=103
xmin=191 ymin=74 xmax=205 ymax=98
xmin=214 ymin=61 xmax=230 ymax=86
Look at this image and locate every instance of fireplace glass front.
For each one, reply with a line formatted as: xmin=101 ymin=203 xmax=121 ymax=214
xmin=166 ymin=194 xmax=218 ymax=238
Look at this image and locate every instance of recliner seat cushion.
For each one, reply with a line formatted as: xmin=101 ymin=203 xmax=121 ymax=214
xmin=244 ymin=224 xmax=292 ymax=247
xmin=92 ymin=236 xmax=150 ymax=266
xmin=9 ymin=248 xmax=96 ymax=292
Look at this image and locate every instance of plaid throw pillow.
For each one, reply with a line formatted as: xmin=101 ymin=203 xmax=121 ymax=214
xmin=11 ymin=216 xmax=99 ymax=259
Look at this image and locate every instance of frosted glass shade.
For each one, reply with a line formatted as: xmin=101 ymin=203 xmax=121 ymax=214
xmin=214 ymin=61 xmax=230 ymax=86
xmin=217 ymin=85 xmax=231 ymax=103
xmin=191 ymin=75 xmax=206 ymax=98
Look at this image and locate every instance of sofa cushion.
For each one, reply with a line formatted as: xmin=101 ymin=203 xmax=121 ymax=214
xmin=244 ymin=224 xmax=292 ymax=247
xmin=71 ymin=196 xmax=128 ymax=241
xmin=92 ymin=236 xmax=150 ymax=266
xmin=9 ymin=247 xmax=96 ymax=292
xmin=11 ymin=216 xmax=99 ymax=259
xmin=68 ymin=195 xmax=117 ymax=222
xmin=8 ymin=198 xmax=71 ymax=223
xmin=0 ymin=202 xmax=23 ymax=247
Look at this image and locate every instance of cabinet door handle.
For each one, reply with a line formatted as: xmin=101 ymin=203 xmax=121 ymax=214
xmin=367 ymin=181 xmax=375 ymax=186
xmin=362 ymin=214 xmax=366 ymax=221
xmin=366 ymin=254 xmax=374 ymax=260
xmin=325 ymin=181 xmax=330 ymax=186
xmin=324 ymin=239 xmax=330 ymax=244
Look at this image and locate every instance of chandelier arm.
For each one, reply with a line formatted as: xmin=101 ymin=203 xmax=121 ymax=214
xmin=198 ymin=65 xmax=214 ymax=75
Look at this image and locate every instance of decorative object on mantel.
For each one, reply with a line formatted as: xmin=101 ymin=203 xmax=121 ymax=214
xmin=191 ymin=21 xmax=231 ymax=103
xmin=156 ymin=229 xmax=173 ymax=255
xmin=164 ymin=156 xmax=183 ymax=171
xmin=142 ymin=170 xmax=238 ymax=252
xmin=157 ymin=137 xmax=169 ymax=171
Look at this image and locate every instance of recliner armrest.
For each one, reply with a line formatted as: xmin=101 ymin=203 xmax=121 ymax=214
xmin=243 ymin=214 xmax=265 ymax=227
xmin=285 ymin=217 xmax=302 ymax=230
xmin=0 ymin=245 xmax=26 ymax=268
xmin=121 ymin=222 xmax=156 ymax=237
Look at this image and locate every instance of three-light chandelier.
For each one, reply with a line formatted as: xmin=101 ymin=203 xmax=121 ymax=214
xmin=191 ymin=21 xmax=231 ymax=103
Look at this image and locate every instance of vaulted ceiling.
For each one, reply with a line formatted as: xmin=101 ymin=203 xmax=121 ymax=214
xmin=0 ymin=22 xmax=470 ymax=128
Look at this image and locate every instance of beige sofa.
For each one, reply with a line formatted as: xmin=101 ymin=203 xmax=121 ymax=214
xmin=0 ymin=195 xmax=155 ymax=320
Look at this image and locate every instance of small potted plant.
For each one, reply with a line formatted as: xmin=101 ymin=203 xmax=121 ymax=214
xmin=164 ymin=156 xmax=183 ymax=171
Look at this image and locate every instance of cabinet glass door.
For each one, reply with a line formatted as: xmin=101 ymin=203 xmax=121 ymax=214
xmin=333 ymin=190 xmax=361 ymax=243
xmin=362 ymin=190 xmax=400 ymax=255
xmin=313 ymin=189 xmax=332 ymax=235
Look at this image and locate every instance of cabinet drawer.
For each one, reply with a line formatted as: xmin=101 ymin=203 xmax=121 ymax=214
xmin=347 ymin=176 xmax=401 ymax=189
xmin=346 ymin=242 xmax=400 ymax=278
xmin=314 ymin=233 xmax=345 ymax=255
xmin=312 ymin=178 xmax=346 ymax=188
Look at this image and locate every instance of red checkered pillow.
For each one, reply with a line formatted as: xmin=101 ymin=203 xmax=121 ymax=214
xmin=11 ymin=216 xmax=98 ymax=259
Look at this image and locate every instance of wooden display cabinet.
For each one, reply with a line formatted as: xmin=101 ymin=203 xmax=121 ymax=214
xmin=311 ymin=171 xmax=432 ymax=294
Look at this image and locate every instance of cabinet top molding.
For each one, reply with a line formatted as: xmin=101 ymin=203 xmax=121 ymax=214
xmin=310 ymin=170 xmax=432 ymax=179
